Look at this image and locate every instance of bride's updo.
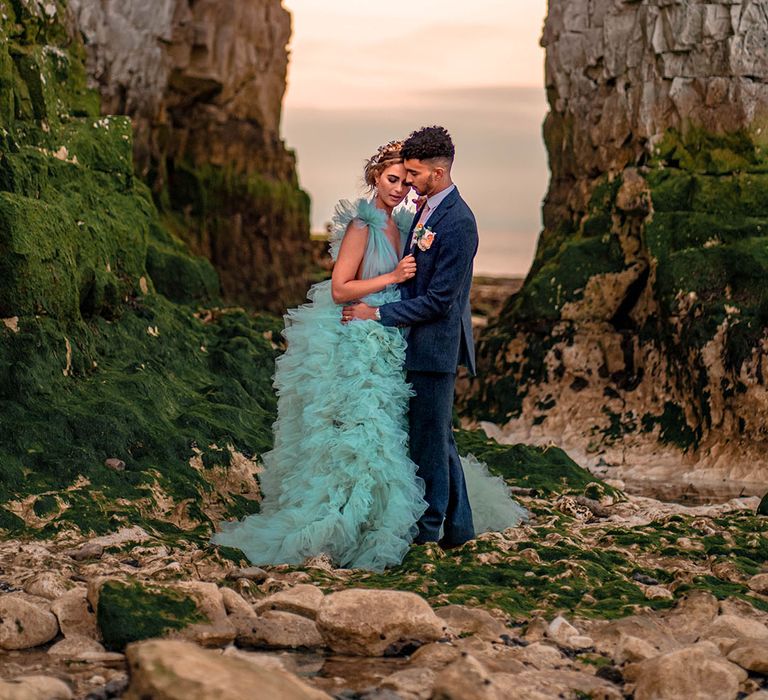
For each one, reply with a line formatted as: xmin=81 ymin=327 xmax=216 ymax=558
xmin=364 ymin=140 xmax=404 ymax=190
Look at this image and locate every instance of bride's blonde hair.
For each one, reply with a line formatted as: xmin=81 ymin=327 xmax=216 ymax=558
xmin=364 ymin=140 xmax=404 ymax=190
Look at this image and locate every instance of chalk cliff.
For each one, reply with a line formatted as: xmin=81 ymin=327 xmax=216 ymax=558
xmin=467 ymin=0 xmax=768 ymax=490
xmin=70 ymin=0 xmax=311 ymax=312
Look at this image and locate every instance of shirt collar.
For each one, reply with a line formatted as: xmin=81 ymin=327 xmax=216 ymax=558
xmin=426 ymin=184 xmax=455 ymax=212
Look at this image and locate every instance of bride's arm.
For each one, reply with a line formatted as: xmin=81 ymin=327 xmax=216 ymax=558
xmin=331 ymin=224 xmax=414 ymax=304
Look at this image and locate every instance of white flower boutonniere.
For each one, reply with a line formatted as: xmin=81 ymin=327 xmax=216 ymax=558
xmin=413 ymin=223 xmax=437 ymax=252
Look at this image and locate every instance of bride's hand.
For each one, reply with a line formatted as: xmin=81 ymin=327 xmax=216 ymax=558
xmin=391 ymin=255 xmax=417 ymax=283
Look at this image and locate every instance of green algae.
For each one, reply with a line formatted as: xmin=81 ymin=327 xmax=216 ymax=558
xmin=0 ymin=0 xmax=282 ymax=537
xmin=0 ymin=298 xmax=280 ymax=536
xmin=472 ymin=124 xmax=768 ymax=438
xmin=156 ymin=159 xmax=312 ymax=314
xmin=97 ymin=580 xmax=206 ymax=651
xmin=455 ymin=429 xmax=619 ymax=497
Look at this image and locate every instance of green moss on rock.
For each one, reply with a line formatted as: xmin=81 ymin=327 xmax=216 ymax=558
xmin=0 ymin=0 xmax=279 ymax=537
xmin=455 ymin=429 xmax=619 ymax=496
xmin=97 ymin=580 xmax=205 ymax=651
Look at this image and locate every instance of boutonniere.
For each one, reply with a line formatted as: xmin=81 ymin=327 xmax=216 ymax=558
xmin=413 ymin=223 xmax=437 ymax=251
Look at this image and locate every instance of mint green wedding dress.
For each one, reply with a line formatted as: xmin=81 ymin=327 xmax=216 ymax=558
xmin=212 ymin=199 xmax=527 ymax=571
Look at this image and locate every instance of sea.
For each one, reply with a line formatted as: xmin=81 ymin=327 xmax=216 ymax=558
xmin=283 ymin=86 xmax=549 ymax=278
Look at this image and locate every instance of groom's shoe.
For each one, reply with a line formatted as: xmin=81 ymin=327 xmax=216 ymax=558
xmin=438 ymin=537 xmax=468 ymax=552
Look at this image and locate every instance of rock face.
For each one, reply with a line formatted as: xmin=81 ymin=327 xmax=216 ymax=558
xmin=466 ymin=0 xmax=768 ymax=486
xmin=0 ymin=0 xmax=276 ymax=537
xmin=69 ymin=0 xmax=311 ymax=312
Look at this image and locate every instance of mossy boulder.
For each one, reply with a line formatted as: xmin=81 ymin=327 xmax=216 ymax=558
xmin=455 ymin=429 xmax=620 ymax=497
xmin=95 ymin=579 xmax=208 ymax=652
xmin=467 ymin=128 xmax=768 ymax=462
xmin=0 ymin=1 xmax=278 ymax=538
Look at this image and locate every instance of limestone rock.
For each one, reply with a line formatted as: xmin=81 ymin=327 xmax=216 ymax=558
xmin=0 ymin=676 xmax=73 ymax=700
xmin=702 ymin=614 xmax=768 ymax=642
xmin=239 ymin=610 xmax=324 ymax=649
xmin=219 ymin=586 xmax=261 ymax=645
xmin=633 ymin=646 xmax=748 ymax=700
xmin=51 ymin=588 xmax=99 ymax=639
xmin=253 ymin=584 xmax=325 ymax=619
xmin=316 ymin=589 xmax=445 ymax=656
xmin=226 ymin=567 xmax=268 ymax=583
xmin=615 ymin=634 xmax=659 ymax=664
xmin=23 ymin=572 xmax=71 ymax=601
xmin=431 ymin=654 xmax=499 ymax=700
xmin=546 ymin=615 xmax=579 ymax=644
xmin=0 ymin=594 xmax=59 ymax=650
xmin=468 ymin=0 xmax=768 ymax=485
xmin=64 ymin=542 xmax=103 ymax=561
xmin=435 ymin=605 xmax=509 ymax=642
xmin=48 ymin=635 xmax=106 ymax=658
xmin=493 ymin=669 xmax=622 ymax=700
xmin=123 ymin=638 xmax=331 ymax=699
xmin=747 ymin=574 xmax=768 ymax=595
xmin=727 ymin=640 xmax=768 ymax=674
xmin=68 ymin=0 xmax=312 ymax=313
xmin=502 ymin=641 xmax=566 ymax=670
xmin=408 ymin=642 xmax=462 ymax=669
xmin=380 ymin=667 xmax=436 ymax=700
xmin=90 ymin=578 xmax=235 ymax=649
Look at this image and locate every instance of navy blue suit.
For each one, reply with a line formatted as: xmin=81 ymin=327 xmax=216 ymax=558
xmin=379 ymin=186 xmax=477 ymax=545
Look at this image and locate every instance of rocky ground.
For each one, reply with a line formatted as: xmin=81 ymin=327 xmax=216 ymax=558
xmin=1 ymin=442 xmax=767 ymax=700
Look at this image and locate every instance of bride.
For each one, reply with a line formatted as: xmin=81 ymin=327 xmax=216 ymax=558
xmin=212 ymin=140 xmax=526 ymax=571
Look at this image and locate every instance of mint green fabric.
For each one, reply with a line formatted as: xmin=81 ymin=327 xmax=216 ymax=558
xmin=212 ymin=199 xmax=527 ymax=571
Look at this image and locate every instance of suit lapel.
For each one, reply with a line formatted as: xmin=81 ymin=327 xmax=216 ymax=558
xmin=403 ymin=202 xmax=427 ymax=257
xmin=422 ymin=187 xmax=459 ymax=233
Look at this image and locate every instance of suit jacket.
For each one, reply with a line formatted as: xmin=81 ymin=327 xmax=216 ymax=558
xmin=379 ymin=187 xmax=478 ymax=375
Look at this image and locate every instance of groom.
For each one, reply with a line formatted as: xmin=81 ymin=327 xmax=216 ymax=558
xmin=343 ymin=125 xmax=477 ymax=548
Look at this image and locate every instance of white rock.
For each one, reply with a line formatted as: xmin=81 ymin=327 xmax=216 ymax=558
xmin=747 ymin=574 xmax=768 ymax=595
xmin=546 ymin=615 xmax=579 ymax=644
xmin=616 ymin=634 xmax=659 ymax=664
xmin=253 ymin=584 xmax=324 ymax=620
xmin=435 ymin=605 xmax=509 ymax=642
xmin=431 ymin=654 xmax=499 ymax=700
xmin=123 ymin=638 xmax=331 ymax=699
xmin=380 ymin=667 xmax=436 ymax=700
xmin=0 ymin=594 xmax=59 ymax=650
xmin=48 ymin=635 xmax=105 ymax=658
xmin=633 ymin=645 xmax=747 ymax=700
xmin=23 ymin=572 xmax=70 ymax=600
xmin=239 ymin=610 xmax=324 ymax=649
xmin=0 ymin=675 xmax=73 ymax=700
xmin=727 ymin=640 xmax=768 ymax=674
xmin=703 ymin=614 xmax=768 ymax=642
xmin=644 ymin=585 xmax=674 ymax=600
xmin=316 ymin=589 xmax=445 ymax=656
xmin=51 ymin=588 xmax=98 ymax=639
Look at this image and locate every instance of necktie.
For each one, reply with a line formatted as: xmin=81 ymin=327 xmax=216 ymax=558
xmin=417 ymin=202 xmax=431 ymax=226
xmin=410 ymin=203 xmax=430 ymax=250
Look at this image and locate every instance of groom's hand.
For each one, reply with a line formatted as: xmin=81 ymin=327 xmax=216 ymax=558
xmin=341 ymin=303 xmax=377 ymax=323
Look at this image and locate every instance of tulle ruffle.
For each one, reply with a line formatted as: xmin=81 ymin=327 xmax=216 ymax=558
xmin=461 ymin=454 xmax=529 ymax=534
xmin=212 ymin=280 xmax=427 ymax=571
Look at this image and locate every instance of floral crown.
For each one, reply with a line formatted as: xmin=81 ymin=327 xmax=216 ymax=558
xmin=365 ymin=140 xmax=404 ymax=186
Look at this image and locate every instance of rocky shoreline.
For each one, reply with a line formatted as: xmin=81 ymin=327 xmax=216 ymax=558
xmin=2 ymin=458 xmax=766 ymax=699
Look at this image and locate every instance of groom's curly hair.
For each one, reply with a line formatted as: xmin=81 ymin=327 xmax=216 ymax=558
xmin=401 ymin=125 xmax=455 ymax=164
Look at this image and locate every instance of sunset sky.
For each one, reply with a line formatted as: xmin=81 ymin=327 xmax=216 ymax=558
xmin=281 ymin=0 xmax=549 ymax=276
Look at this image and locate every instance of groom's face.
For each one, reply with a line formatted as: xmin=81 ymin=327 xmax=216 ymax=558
xmin=403 ymin=159 xmax=437 ymax=197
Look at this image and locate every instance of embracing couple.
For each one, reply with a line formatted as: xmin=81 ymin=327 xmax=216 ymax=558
xmin=213 ymin=126 xmax=526 ymax=572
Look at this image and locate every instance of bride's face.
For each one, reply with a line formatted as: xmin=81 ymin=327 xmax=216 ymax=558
xmin=376 ymin=163 xmax=410 ymax=208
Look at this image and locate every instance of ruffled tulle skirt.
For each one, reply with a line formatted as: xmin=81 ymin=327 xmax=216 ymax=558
xmin=212 ymin=280 xmax=528 ymax=571
xmin=212 ymin=280 xmax=427 ymax=571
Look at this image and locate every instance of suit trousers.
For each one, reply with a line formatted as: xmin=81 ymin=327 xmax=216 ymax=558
xmin=407 ymin=370 xmax=475 ymax=545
